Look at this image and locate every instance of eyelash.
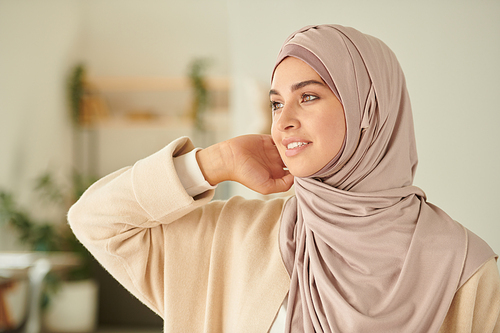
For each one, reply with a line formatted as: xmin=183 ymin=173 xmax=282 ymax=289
xmin=270 ymin=94 xmax=319 ymax=112
xmin=270 ymin=101 xmax=283 ymax=112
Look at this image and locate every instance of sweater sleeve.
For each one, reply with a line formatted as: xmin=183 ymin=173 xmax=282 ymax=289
xmin=68 ymin=137 xmax=291 ymax=332
xmin=439 ymin=257 xmax=500 ymax=332
xmin=67 ymin=137 xmax=215 ymax=316
xmin=172 ymin=147 xmax=216 ymax=197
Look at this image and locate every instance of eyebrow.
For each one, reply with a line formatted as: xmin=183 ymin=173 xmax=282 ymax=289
xmin=269 ymin=79 xmax=326 ymax=97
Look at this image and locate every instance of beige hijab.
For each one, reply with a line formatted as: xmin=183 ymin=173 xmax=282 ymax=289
xmin=275 ymin=25 xmax=496 ymax=333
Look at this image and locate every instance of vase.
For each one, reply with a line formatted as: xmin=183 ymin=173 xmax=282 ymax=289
xmin=43 ymin=279 xmax=98 ymax=333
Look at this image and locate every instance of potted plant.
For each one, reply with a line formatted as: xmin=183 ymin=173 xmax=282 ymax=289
xmin=0 ymin=171 xmax=98 ymax=332
xmin=188 ymin=58 xmax=212 ymax=132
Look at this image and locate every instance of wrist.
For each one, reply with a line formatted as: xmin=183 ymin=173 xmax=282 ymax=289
xmin=195 ymin=143 xmax=229 ymax=186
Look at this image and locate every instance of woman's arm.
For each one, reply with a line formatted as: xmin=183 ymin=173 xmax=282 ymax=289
xmin=67 ymin=135 xmax=293 ymax=320
xmin=68 ymin=137 xmax=214 ymax=316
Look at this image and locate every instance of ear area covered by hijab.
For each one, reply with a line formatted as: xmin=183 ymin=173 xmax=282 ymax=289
xmin=276 ymin=24 xmax=497 ymax=333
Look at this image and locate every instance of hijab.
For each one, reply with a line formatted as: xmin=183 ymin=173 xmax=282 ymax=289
xmin=274 ymin=25 xmax=496 ymax=333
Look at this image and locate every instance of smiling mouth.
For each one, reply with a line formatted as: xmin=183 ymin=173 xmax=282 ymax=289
xmin=287 ymin=142 xmax=310 ymax=149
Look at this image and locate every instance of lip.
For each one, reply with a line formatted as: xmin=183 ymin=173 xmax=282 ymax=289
xmin=282 ymin=137 xmax=312 ymax=157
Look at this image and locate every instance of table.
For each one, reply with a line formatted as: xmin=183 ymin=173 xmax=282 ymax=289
xmin=0 ymin=252 xmax=80 ymax=333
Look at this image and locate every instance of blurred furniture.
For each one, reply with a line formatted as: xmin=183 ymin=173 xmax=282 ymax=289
xmin=0 ymin=279 xmax=16 ymax=329
xmin=0 ymin=252 xmax=79 ymax=333
xmin=78 ymin=76 xmax=230 ymax=176
xmin=76 ymin=76 xmax=231 ymax=200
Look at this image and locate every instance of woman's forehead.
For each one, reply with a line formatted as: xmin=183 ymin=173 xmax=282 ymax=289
xmin=271 ymin=57 xmax=322 ymax=87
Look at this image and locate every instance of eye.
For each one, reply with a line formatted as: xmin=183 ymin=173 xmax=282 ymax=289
xmin=301 ymin=94 xmax=319 ymax=103
xmin=270 ymin=101 xmax=284 ymax=112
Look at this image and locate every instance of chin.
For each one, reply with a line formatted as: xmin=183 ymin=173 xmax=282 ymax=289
xmin=287 ymin=162 xmax=325 ymax=178
xmin=288 ymin=168 xmax=315 ymax=178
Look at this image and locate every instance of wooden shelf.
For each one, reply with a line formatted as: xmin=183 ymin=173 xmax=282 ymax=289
xmin=87 ymin=76 xmax=230 ymax=92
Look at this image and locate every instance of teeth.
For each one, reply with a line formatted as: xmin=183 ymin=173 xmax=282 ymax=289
xmin=287 ymin=142 xmax=309 ymax=149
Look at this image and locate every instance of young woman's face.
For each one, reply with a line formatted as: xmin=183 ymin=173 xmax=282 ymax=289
xmin=270 ymin=57 xmax=346 ymax=178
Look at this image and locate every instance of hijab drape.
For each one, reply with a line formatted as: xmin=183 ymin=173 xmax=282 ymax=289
xmin=274 ymin=25 xmax=496 ymax=333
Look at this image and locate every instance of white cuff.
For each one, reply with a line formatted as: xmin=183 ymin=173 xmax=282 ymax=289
xmin=173 ymin=148 xmax=217 ymax=197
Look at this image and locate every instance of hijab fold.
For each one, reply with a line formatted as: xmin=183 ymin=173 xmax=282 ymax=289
xmin=274 ymin=25 xmax=496 ymax=333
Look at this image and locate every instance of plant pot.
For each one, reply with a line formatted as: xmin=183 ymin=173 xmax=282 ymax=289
xmin=43 ymin=279 xmax=98 ymax=333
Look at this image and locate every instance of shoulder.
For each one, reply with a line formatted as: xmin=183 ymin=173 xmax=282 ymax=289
xmin=206 ymin=195 xmax=293 ymax=234
xmin=440 ymin=257 xmax=500 ymax=332
xmin=462 ymin=257 xmax=500 ymax=297
xmin=217 ymin=195 xmax=292 ymax=216
xmin=167 ymin=194 xmax=294 ymax=242
xmin=458 ymin=228 xmax=498 ymax=288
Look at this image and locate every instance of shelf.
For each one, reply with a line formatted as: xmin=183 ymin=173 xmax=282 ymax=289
xmin=78 ymin=115 xmax=195 ymax=130
xmin=88 ymin=76 xmax=230 ymax=92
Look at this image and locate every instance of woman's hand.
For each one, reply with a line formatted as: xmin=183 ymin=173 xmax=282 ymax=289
xmin=196 ymin=134 xmax=294 ymax=195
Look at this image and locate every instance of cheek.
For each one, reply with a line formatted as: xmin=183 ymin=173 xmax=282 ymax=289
xmin=270 ymin=126 xmax=287 ymax=159
xmin=271 ymin=124 xmax=279 ymax=143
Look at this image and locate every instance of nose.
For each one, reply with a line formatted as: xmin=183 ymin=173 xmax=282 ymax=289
xmin=273 ymin=104 xmax=300 ymax=132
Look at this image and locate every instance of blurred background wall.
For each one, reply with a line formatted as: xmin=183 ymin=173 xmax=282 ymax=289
xmin=1 ymin=0 xmax=499 ymax=328
xmin=0 ymin=0 xmax=230 ymax=249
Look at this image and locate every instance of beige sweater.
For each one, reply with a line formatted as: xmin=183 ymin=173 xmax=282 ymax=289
xmin=68 ymin=137 xmax=500 ymax=332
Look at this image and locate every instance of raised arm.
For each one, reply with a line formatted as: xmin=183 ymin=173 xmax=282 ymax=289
xmin=67 ymin=137 xmax=214 ymax=316
xmin=67 ymin=136 xmax=293 ymax=324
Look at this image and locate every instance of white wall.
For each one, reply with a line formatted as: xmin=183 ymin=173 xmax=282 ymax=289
xmin=0 ymin=0 xmax=83 ymax=191
xmin=227 ymin=0 xmax=500 ymax=256
xmin=0 ymin=0 xmax=84 ymax=249
xmin=80 ymin=0 xmax=230 ymax=77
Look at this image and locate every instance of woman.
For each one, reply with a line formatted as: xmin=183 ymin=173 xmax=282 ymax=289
xmin=68 ymin=25 xmax=500 ymax=332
